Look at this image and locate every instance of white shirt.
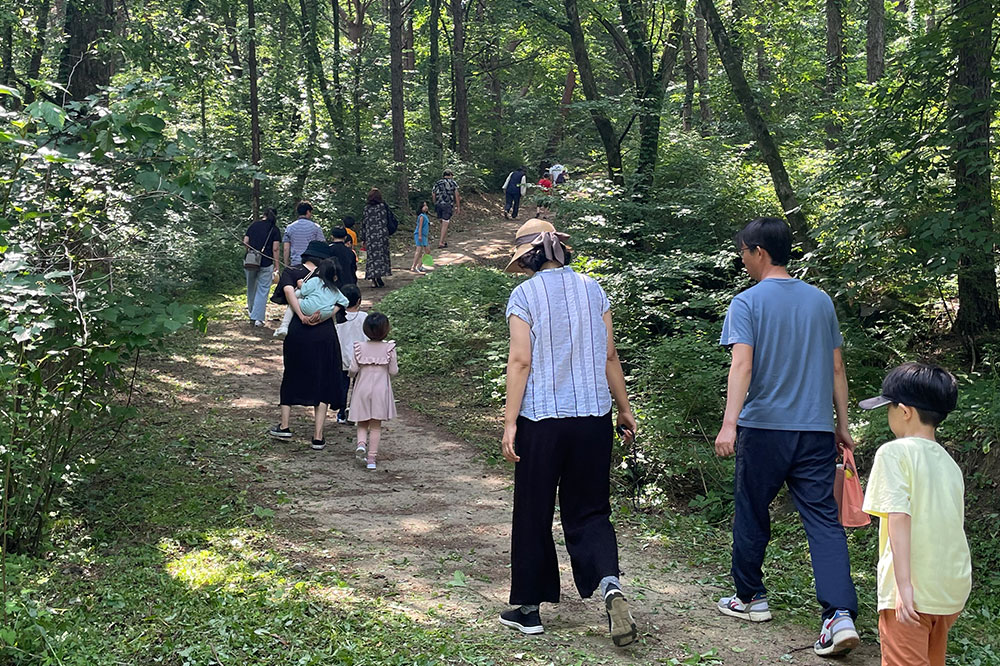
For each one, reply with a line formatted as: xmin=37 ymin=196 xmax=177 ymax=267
xmin=336 ymin=311 xmax=369 ymax=371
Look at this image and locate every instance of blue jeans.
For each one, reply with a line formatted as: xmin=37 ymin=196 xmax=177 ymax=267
xmin=245 ymin=267 xmax=272 ymax=322
xmin=731 ymin=427 xmax=857 ymax=620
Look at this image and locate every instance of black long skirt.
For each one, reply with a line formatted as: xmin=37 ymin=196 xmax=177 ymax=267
xmin=279 ymin=317 xmax=345 ymax=408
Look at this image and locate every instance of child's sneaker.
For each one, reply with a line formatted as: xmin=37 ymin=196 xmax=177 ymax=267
xmin=604 ymin=586 xmax=637 ymax=647
xmin=498 ymin=607 xmax=544 ymax=635
xmin=717 ymin=592 xmax=772 ymax=622
xmin=273 ymin=326 xmax=288 ymax=340
xmin=269 ymin=424 xmax=292 ymax=439
xmin=813 ymin=609 xmax=859 ymax=656
xmin=366 ymin=461 xmax=377 ymax=470
xmin=355 ymin=444 xmax=367 ymax=464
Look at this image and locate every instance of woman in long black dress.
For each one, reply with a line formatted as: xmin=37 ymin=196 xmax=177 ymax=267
xmin=268 ymin=241 xmax=345 ymax=450
xmin=361 ymin=187 xmax=391 ymax=288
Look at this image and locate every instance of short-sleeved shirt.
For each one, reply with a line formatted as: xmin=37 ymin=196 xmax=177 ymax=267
xmin=271 ymin=264 xmax=310 ymax=306
xmin=414 ymin=213 xmax=430 ymax=245
xmin=283 ymin=218 xmax=326 ymax=266
xmin=719 ymin=278 xmax=842 ymax=431
xmin=505 ymin=267 xmax=612 ymax=421
xmin=863 ymin=437 xmax=972 ymax=615
xmin=432 ymin=178 xmax=458 ymax=206
xmin=245 ymin=220 xmax=281 ymax=269
xmin=336 ymin=311 xmax=369 ymax=371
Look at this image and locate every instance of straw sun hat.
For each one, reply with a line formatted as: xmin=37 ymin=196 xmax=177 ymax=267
xmin=503 ymin=218 xmax=571 ymax=273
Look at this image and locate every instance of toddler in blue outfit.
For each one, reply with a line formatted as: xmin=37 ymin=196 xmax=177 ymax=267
xmin=298 ymin=258 xmax=348 ymax=321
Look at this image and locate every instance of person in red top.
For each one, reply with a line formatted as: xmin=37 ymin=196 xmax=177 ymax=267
xmin=535 ymin=173 xmax=553 ymax=219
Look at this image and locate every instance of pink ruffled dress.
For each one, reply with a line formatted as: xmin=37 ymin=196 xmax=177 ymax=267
xmin=348 ymin=340 xmax=398 ymax=422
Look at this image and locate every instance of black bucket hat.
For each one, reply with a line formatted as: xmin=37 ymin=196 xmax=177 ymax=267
xmin=300 ymin=240 xmax=334 ymax=263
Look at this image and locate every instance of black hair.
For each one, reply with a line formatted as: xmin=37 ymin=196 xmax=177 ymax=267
xmin=341 ymin=283 xmax=362 ymax=308
xmin=342 ymin=216 xmax=356 ymax=228
xmin=734 ymin=217 xmax=792 ymax=266
xmin=516 ymin=245 xmax=573 ymax=273
xmin=363 ymin=311 xmax=390 ymax=341
xmin=264 ymin=207 xmax=278 ymax=224
xmin=331 ymin=227 xmax=348 ymax=239
xmin=297 ymin=201 xmax=313 ymax=217
xmin=311 ymin=258 xmax=340 ymax=293
xmin=883 ymin=362 xmax=958 ymax=427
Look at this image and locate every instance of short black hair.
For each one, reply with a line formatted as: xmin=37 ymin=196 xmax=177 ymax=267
xmin=516 ymin=245 xmax=573 ymax=273
xmin=734 ymin=217 xmax=792 ymax=266
xmin=342 ymin=216 xmax=356 ymax=228
xmin=331 ymin=227 xmax=348 ymax=239
xmin=363 ymin=311 xmax=390 ymax=341
xmin=297 ymin=201 xmax=313 ymax=217
xmin=341 ymin=283 xmax=362 ymax=308
xmin=883 ymin=362 xmax=958 ymax=427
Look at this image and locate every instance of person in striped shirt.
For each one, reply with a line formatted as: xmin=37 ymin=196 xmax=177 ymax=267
xmin=283 ymin=201 xmax=326 ymax=267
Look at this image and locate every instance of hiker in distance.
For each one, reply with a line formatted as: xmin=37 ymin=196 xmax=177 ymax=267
xmin=498 ymin=218 xmax=638 ymax=648
xmin=715 ymin=217 xmax=859 ymax=657
xmin=502 ymin=166 xmax=527 ymax=219
xmin=432 ymin=169 xmax=460 ymax=248
xmin=242 ymin=206 xmax=281 ymax=328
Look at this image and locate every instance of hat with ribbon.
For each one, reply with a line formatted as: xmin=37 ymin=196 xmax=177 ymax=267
xmin=504 ymin=218 xmax=571 ymax=273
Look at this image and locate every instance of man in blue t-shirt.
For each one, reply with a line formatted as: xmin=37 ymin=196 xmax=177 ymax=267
xmin=714 ymin=218 xmax=859 ymax=658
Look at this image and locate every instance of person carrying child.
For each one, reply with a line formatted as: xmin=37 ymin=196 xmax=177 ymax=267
xmin=335 ymin=284 xmax=368 ymax=424
xmin=410 ymin=202 xmax=431 ymax=273
xmin=859 ymin=363 xmax=971 ymax=666
xmin=296 ymin=258 xmax=349 ymax=322
xmin=348 ymin=312 xmax=397 ymax=470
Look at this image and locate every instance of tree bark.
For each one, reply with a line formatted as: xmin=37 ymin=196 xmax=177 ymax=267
xmin=58 ymin=0 xmax=116 ymax=101
xmin=25 ymin=0 xmax=52 ymax=102
xmin=300 ymin=0 xmax=340 ymax=128
xmin=352 ymin=37 xmax=363 ymax=155
xmin=682 ymin=28 xmax=695 ymax=131
xmin=951 ymin=0 xmax=998 ymax=333
xmin=825 ymin=0 xmax=844 ymax=143
xmin=404 ymin=13 xmax=415 ymax=70
xmin=427 ymin=0 xmax=444 ymax=162
xmin=866 ymin=0 xmax=885 ymax=82
xmin=247 ymin=0 xmax=261 ymax=220
xmin=730 ymin=0 xmax=745 ymax=68
xmin=331 ymin=0 xmax=345 ymax=136
xmin=695 ymin=5 xmax=712 ymax=129
xmin=544 ymin=67 xmax=576 ymax=158
xmin=562 ymin=0 xmax=623 ymax=183
xmin=389 ymin=0 xmax=408 ymax=208
xmin=451 ymin=0 xmax=470 ymax=158
xmin=223 ymin=0 xmax=243 ymax=76
xmin=697 ymin=0 xmax=811 ymax=247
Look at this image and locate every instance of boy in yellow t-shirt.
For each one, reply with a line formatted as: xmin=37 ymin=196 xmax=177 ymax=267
xmin=859 ymin=362 xmax=971 ymax=666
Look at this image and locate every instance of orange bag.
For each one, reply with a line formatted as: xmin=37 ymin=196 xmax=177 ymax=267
xmin=834 ymin=448 xmax=871 ymax=528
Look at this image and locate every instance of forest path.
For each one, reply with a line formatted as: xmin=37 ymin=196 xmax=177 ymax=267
xmin=165 ymin=197 xmax=880 ymax=664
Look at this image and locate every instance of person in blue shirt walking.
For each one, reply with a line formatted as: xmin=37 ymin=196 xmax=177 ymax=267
xmin=409 ymin=201 xmax=431 ymax=273
xmin=714 ymin=217 xmax=859 ymax=657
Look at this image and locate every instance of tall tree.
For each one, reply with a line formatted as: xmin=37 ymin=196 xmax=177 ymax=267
xmin=695 ymin=5 xmax=712 ymax=128
xmin=866 ymin=0 xmax=885 ymax=82
xmin=681 ymin=28 xmax=695 ymax=131
xmin=451 ymin=0 xmax=470 ymax=158
xmin=299 ymin=0 xmax=341 ymax=133
xmin=58 ymin=0 xmax=116 ymax=100
xmin=427 ymin=0 xmax=444 ymax=162
xmin=247 ymin=0 xmax=262 ymax=219
xmin=825 ymin=0 xmax=844 ymax=143
xmin=330 ymin=0 xmax=345 ymax=135
xmin=951 ymin=0 xmax=998 ymax=333
xmin=388 ymin=0 xmax=408 ymax=207
xmin=697 ymin=0 xmax=811 ymax=246
xmin=25 ymin=0 xmax=51 ymax=102
xmin=544 ymin=67 xmax=576 ymax=158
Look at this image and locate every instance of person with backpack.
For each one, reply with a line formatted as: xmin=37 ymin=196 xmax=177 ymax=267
xmin=503 ymin=167 xmax=528 ymax=220
xmin=432 ymin=169 xmax=460 ymax=248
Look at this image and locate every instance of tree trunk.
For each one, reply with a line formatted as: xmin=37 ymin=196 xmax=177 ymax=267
xmin=866 ymin=0 xmax=884 ymax=82
xmin=352 ymin=40 xmax=363 ymax=155
xmin=389 ymin=0 xmax=408 ymax=208
xmin=451 ymin=0 xmax=470 ymax=158
xmin=682 ymin=28 xmax=695 ymax=131
xmin=756 ymin=42 xmax=770 ymax=81
xmin=294 ymin=67 xmax=319 ymax=202
xmin=951 ymin=0 xmax=998 ymax=333
xmin=300 ymin=0 xmax=340 ymax=128
xmin=25 ymin=0 xmax=52 ymax=102
xmin=825 ymin=0 xmax=844 ymax=143
xmin=2 ymin=19 xmax=14 ymax=87
xmin=695 ymin=5 xmax=712 ymax=129
xmin=563 ymin=0 xmax=622 ymax=183
xmin=544 ymin=67 xmax=576 ymax=158
xmin=247 ymin=0 xmax=261 ymax=220
xmin=223 ymin=0 xmax=243 ymax=76
xmin=331 ymin=0 xmax=345 ymax=136
xmin=730 ymin=0 xmax=745 ymax=68
xmin=427 ymin=0 xmax=444 ymax=162
xmin=404 ymin=13 xmax=415 ymax=70
xmin=58 ymin=0 xmax=116 ymax=101
xmin=697 ymin=0 xmax=811 ymax=247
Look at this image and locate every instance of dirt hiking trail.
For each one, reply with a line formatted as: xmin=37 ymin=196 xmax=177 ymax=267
xmin=154 ymin=197 xmax=880 ymax=664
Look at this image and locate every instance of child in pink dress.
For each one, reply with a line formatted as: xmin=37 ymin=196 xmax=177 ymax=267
xmin=348 ymin=312 xmax=398 ymax=470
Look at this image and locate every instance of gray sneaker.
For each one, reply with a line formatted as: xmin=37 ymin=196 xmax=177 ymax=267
xmin=717 ymin=593 xmax=772 ymax=622
xmin=814 ymin=610 xmax=859 ymax=656
xmin=605 ymin=588 xmax=637 ymax=647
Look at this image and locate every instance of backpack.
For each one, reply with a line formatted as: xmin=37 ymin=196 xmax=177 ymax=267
xmin=384 ymin=203 xmax=399 ymax=235
xmin=505 ymin=171 xmax=523 ymax=196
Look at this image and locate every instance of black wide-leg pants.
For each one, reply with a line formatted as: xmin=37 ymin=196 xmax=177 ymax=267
xmin=508 ymin=412 xmax=620 ymax=606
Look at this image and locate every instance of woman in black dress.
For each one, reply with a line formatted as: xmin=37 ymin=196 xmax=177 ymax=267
xmin=361 ymin=187 xmax=391 ymax=288
xmin=268 ymin=241 xmax=345 ymax=450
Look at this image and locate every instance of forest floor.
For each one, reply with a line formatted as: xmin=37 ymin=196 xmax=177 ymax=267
xmin=145 ymin=195 xmax=881 ymax=664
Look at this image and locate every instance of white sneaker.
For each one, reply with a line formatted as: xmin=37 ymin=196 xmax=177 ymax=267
xmin=717 ymin=593 xmax=772 ymax=622
xmin=814 ymin=610 xmax=859 ymax=656
xmin=273 ymin=327 xmax=288 ymax=340
xmin=355 ymin=444 xmax=367 ymax=464
xmin=366 ymin=461 xmax=376 ymax=470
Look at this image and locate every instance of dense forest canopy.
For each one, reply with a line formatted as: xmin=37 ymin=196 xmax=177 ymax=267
xmin=0 ymin=0 xmax=998 ymax=659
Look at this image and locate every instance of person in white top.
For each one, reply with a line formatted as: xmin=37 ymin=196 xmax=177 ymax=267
xmin=334 ymin=284 xmax=368 ymax=424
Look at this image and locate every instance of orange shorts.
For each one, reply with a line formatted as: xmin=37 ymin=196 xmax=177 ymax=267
xmin=878 ymin=609 xmax=960 ymax=666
